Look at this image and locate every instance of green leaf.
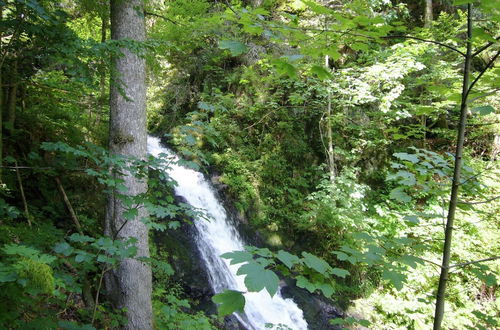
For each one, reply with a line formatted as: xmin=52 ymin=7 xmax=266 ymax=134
xmin=472 ymin=28 xmax=497 ymax=42
xmin=471 ymin=105 xmax=495 ymax=116
xmin=296 ymin=275 xmax=316 ymax=293
xmin=221 ymin=251 xmax=254 ymax=265
xmin=301 ymin=252 xmax=332 ymax=274
xmin=237 ymin=263 xmax=279 ymax=296
xmin=69 ymin=233 xmax=95 ymax=243
xmin=319 ymin=283 xmax=334 ymax=297
xmin=218 ymin=40 xmax=248 ymax=56
xmin=399 ymin=255 xmax=424 ymax=269
xmin=394 ymin=152 xmax=419 ymax=163
xmin=333 ymin=251 xmax=349 ymax=261
xmin=123 ymin=208 xmax=139 ymax=220
xmin=212 ymin=290 xmax=245 ymax=316
xmin=54 ymin=242 xmax=74 ymax=256
xmin=403 ymin=215 xmax=420 ymax=224
xmin=382 ymin=269 xmax=406 ymax=290
xmin=389 ymin=187 xmax=411 ymax=203
xmin=351 ymin=42 xmax=369 ymax=51
xmin=276 ymin=250 xmax=300 ymax=269
xmin=332 ymin=268 xmax=350 ymax=278
xmin=310 ymin=65 xmax=332 ymax=80
xmin=272 ymin=59 xmax=297 ymax=78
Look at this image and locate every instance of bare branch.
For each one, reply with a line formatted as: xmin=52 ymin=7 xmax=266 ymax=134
xmin=144 ymin=11 xmax=178 ymax=25
xmin=465 ymin=51 xmax=500 ymax=100
xmin=450 ymin=256 xmax=500 ymax=269
xmin=458 ymin=195 xmax=500 ymax=205
xmin=471 ymin=38 xmax=499 ymax=58
xmin=381 ymin=35 xmax=466 ymax=57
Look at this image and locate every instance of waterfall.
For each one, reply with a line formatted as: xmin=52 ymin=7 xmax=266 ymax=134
xmin=148 ymin=136 xmax=308 ymax=330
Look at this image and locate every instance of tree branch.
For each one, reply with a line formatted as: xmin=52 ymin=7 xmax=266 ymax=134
xmin=144 ymin=11 xmax=178 ymax=25
xmin=458 ymin=195 xmax=500 ymax=205
xmin=465 ymin=51 xmax=500 ymax=100
xmin=381 ymin=35 xmax=466 ymax=57
xmin=416 ymin=257 xmax=443 ymax=269
xmin=471 ymin=38 xmax=499 ymax=58
xmin=450 ymin=256 xmax=500 ymax=269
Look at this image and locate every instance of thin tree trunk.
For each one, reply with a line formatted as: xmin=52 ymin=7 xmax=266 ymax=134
xmin=325 ymin=55 xmax=335 ymax=182
xmin=105 ymin=1 xmax=152 ymax=329
xmin=424 ymin=0 xmax=433 ymax=28
xmin=55 ymin=177 xmax=83 ymax=235
xmin=433 ymin=4 xmax=472 ymax=329
xmin=15 ymin=161 xmax=31 ymax=227
xmin=7 ymin=58 xmax=17 ymax=130
xmin=95 ymin=14 xmax=108 ymax=128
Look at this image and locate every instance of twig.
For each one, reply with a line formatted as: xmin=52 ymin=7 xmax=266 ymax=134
xmin=91 ymin=266 xmax=110 ymax=326
xmin=450 ymin=256 xmax=500 ymax=269
xmin=416 ymin=256 xmax=443 ymax=269
xmin=381 ymin=35 xmax=466 ymax=57
xmin=467 ymin=88 xmax=500 ymax=104
xmin=55 ymin=177 xmax=83 ymax=234
xmin=458 ymin=195 xmax=500 ymax=205
xmin=144 ymin=11 xmax=178 ymax=25
xmin=244 ymin=108 xmax=280 ymax=130
xmin=465 ymin=51 xmax=500 ymax=100
xmin=471 ymin=38 xmax=499 ymax=58
xmin=223 ymin=0 xmax=240 ymax=17
xmin=15 ymin=161 xmax=31 ymax=227
xmin=277 ymin=23 xmax=467 ymax=57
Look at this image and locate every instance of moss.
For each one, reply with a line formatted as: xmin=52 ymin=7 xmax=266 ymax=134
xmin=18 ymin=258 xmax=55 ymax=295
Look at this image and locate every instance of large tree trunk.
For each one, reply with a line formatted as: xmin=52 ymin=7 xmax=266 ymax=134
xmin=105 ymin=1 xmax=152 ymax=329
xmin=0 ymin=4 xmax=3 ymax=182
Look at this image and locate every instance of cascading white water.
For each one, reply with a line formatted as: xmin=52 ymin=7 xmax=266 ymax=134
xmin=148 ymin=136 xmax=308 ymax=330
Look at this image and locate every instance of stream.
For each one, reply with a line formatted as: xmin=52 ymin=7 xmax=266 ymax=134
xmin=148 ymin=136 xmax=308 ymax=330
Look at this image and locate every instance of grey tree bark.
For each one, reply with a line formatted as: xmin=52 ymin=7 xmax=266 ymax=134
xmin=424 ymin=0 xmax=433 ymax=28
xmin=105 ymin=1 xmax=152 ymax=329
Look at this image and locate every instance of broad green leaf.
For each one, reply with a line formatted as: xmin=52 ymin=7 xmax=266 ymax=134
xmin=69 ymin=233 xmax=95 ymax=243
xmin=296 ymin=275 xmax=316 ymax=293
xmin=333 ymin=251 xmax=349 ymax=261
xmin=389 ymin=188 xmax=411 ymax=203
xmin=382 ymin=269 xmax=406 ymax=290
xmin=351 ymin=42 xmax=369 ymax=51
xmin=54 ymin=242 xmax=74 ymax=256
xmin=403 ymin=215 xmax=420 ymax=224
xmin=238 ymin=263 xmax=279 ymax=296
xmin=276 ymin=250 xmax=300 ymax=269
xmin=332 ymin=268 xmax=350 ymax=278
xmin=399 ymin=255 xmax=424 ymax=269
xmin=272 ymin=59 xmax=297 ymax=78
xmin=310 ymin=65 xmax=332 ymax=80
xmin=471 ymin=105 xmax=495 ymax=116
xmin=75 ymin=252 xmax=92 ymax=263
xmin=218 ymin=40 xmax=248 ymax=56
xmin=472 ymin=28 xmax=496 ymax=42
xmin=325 ymin=47 xmax=341 ymax=61
xmin=393 ymin=152 xmax=419 ymax=163
xmin=212 ymin=290 xmax=245 ymax=316
xmin=221 ymin=250 xmax=254 ymax=265
xmin=318 ymin=283 xmax=334 ymax=297
xmin=302 ymin=252 xmax=332 ymax=274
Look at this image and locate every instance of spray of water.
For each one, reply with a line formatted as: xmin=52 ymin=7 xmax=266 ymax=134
xmin=148 ymin=136 xmax=308 ymax=330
